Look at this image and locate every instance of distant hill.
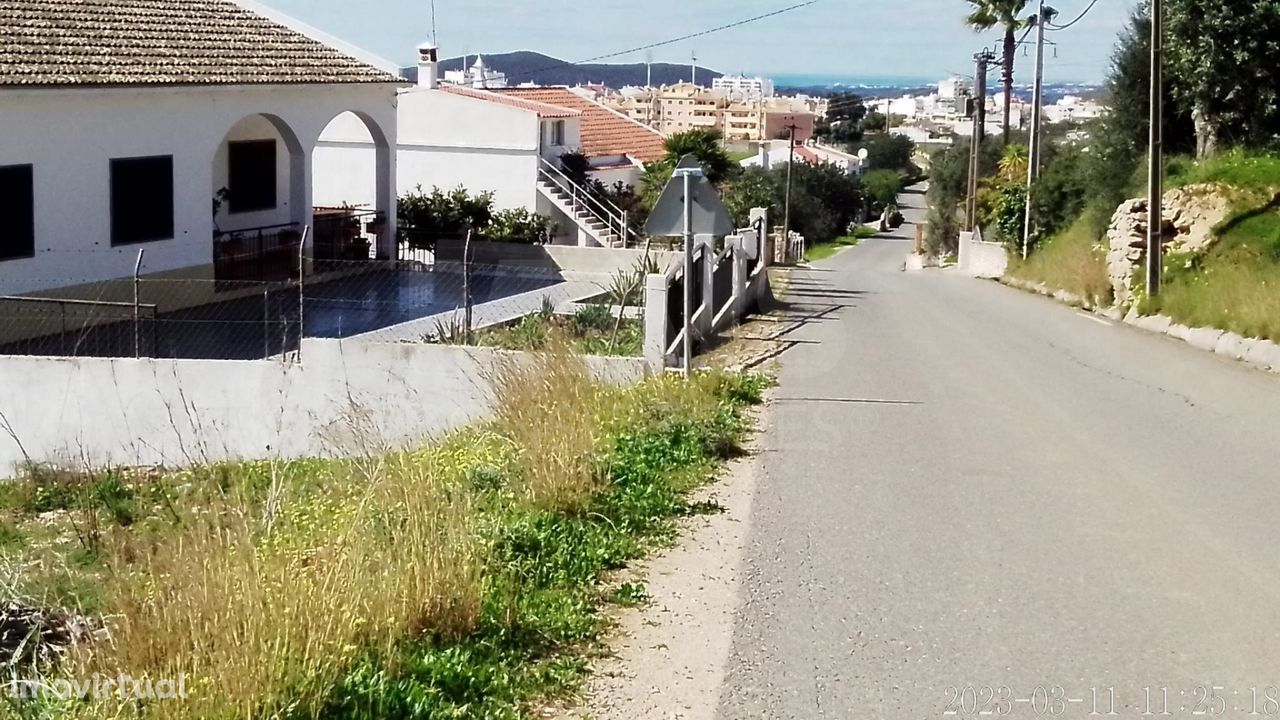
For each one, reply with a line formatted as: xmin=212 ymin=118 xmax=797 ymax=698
xmin=423 ymin=51 xmax=722 ymax=88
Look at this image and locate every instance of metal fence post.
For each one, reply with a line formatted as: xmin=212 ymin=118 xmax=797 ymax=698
xmin=263 ymin=287 xmax=270 ymax=359
xmin=297 ymin=226 xmax=309 ymax=362
xmin=462 ymin=227 xmax=474 ymax=344
xmin=132 ymin=249 xmax=144 ymax=358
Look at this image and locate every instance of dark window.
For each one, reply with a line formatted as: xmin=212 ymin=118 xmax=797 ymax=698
xmin=0 ymin=164 xmax=34 ymax=261
xmin=228 ymin=140 xmax=277 ymax=213
xmin=111 ymin=156 xmax=174 ymax=246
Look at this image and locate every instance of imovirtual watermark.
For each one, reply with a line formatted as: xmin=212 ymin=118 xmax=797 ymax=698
xmin=7 ymin=673 xmax=188 ymax=701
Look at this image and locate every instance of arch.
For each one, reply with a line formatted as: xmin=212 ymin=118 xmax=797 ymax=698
xmin=212 ymin=112 xmax=307 ymax=231
xmin=210 ymin=113 xmax=308 ymax=282
xmin=311 ymin=110 xmax=397 ymax=262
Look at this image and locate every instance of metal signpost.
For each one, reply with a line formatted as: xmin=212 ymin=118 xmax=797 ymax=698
xmin=644 ymin=155 xmax=734 ymax=377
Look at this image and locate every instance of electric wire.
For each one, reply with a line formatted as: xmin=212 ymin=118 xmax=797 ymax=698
xmin=1049 ymin=0 xmax=1100 ymax=30
xmin=503 ymin=0 xmax=823 ymax=83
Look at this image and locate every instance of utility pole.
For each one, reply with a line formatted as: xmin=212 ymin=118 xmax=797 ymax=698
xmin=783 ymin=124 xmax=798 ymax=259
xmin=1020 ymin=0 xmax=1054 ymax=259
xmin=1147 ymin=0 xmax=1164 ymax=295
xmin=966 ymin=50 xmax=994 ymax=231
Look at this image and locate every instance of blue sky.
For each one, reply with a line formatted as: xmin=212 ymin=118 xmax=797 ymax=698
xmin=262 ymin=0 xmax=1137 ymax=84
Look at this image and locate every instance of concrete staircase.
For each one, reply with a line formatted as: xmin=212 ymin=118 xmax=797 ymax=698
xmin=536 ymin=158 xmax=635 ymax=249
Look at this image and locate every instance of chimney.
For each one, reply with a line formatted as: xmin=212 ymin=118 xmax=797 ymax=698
xmin=417 ymin=42 xmax=438 ymax=89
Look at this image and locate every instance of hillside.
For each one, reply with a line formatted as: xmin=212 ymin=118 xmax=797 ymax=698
xmin=433 ymin=50 xmax=722 ymax=88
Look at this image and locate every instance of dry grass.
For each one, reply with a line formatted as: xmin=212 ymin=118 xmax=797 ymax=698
xmin=49 ymin=450 xmax=490 ymax=718
xmin=1005 ymin=207 xmax=1113 ymax=306
xmin=486 ymin=337 xmax=608 ymax=513
xmin=1143 ymin=209 xmax=1280 ymax=342
xmin=0 ymin=346 xmax=760 ymax=719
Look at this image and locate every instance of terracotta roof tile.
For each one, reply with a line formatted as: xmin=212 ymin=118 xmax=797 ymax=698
xmin=501 ymin=87 xmax=668 ymax=164
xmin=0 ymin=0 xmax=401 ymax=87
xmin=794 ymin=146 xmax=822 ymax=164
xmin=438 ymin=84 xmax=579 ymax=118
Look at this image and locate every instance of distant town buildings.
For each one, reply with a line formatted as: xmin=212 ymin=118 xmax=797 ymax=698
xmin=864 ymin=75 xmax=1104 ymax=142
xmin=443 ymin=55 xmax=508 ymax=89
xmin=593 ymin=81 xmax=821 ymax=142
xmin=1042 ymin=95 xmax=1104 ymax=124
xmin=712 ymin=74 xmax=775 ymax=100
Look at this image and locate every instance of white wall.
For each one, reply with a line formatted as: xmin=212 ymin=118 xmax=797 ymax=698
xmin=0 ymin=83 xmax=398 ymax=296
xmin=315 ymin=87 xmax=541 ymax=212
xmin=0 ymin=339 xmax=646 ymax=476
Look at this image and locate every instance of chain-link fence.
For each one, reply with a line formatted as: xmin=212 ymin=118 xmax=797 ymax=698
xmin=1 ymin=253 xmax=645 ymax=361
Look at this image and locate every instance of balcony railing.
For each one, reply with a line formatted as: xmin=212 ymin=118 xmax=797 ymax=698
xmin=213 ymin=223 xmax=302 ymax=287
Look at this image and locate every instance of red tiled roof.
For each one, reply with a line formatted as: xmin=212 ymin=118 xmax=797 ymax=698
xmin=0 ymin=0 xmax=401 ymax=87
xmin=438 ymin=83 xmax=579 ymax=118
xmin=501 ymin=87 xmax=668 ymax=164
xmin=794 ymin=146 xmax=822 ymax=165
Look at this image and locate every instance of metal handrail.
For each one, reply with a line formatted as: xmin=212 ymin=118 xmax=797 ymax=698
xmin=537 ymin=157 xmax=640 ymax=248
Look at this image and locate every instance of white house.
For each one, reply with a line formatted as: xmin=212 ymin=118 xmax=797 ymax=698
xmin=712 ymin=74 xmax=776 ymax=101
xmin=315 ymin=48 xmax=581 ymax=217
xmin=315 ymin=52 xmax=667 ymax=248
xmin=442 ymin=55 xmax=509 ymax=89
xmin=742 ymin=140 xmax=865 ymax=177
xmin=0 ymin=0 xmax=403 ymax=298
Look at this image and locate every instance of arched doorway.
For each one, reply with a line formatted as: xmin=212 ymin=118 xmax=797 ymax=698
xmin=311 ymin=111 xmax=395 ymax=267
xmin=211 ymin=113 xmax=306 ymax=283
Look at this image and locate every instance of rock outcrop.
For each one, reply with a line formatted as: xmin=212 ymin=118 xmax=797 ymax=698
xmin=1105 ymin=184 xmax=1231 ymax=306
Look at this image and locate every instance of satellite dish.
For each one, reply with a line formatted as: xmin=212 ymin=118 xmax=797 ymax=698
xmin=857 ymin=148 xmax=869 ymax=160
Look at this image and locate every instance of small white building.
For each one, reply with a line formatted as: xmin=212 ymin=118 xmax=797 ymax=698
xmin=1044 ymin=95 xmax=1105 ymax=124
xmin=712 ymin=74 xmax=776 ymax=101
xmin=0 ymin=0 xmax=403 ymax=297
xmin=315 ymin=48 xmax=658 ymax=248
xmin=742 ymin=140 xmax=864 ymax=177
xmin=443 ymin=55 xmax=509 ymax=89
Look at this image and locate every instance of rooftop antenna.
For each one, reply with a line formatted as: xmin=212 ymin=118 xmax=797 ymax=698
xmin=430 ymin=0 xmax=437 ymax=45
xmin=691 ymin=50 xmax=697 ymax=85
xmin=646 ymin=49 xmax=653 ymax=87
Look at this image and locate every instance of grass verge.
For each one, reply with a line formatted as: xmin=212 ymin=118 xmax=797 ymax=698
xmin=1005 ymin=204 xmax=1113 ymax=306
xmin=1144 ymin=149 xmax=1280 ymax=341
xmin=803 ymin=227 xmax=877 ymax=263
xmin=1141 ymin=208 xmax=1280 ymax=342
xmin=0 ymin=348 xmax=769 ymax=719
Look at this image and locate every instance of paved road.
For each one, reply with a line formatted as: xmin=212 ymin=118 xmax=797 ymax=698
xmin=717 ymin=187 xmax=1280 ymax=719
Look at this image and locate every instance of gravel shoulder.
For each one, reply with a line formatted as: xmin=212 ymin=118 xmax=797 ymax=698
xmin=563 ymin=408 xmax=769 ymax=720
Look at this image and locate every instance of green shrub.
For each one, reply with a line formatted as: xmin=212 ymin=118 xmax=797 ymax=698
xmin=485 ymin=208 xmax=555 ymax=244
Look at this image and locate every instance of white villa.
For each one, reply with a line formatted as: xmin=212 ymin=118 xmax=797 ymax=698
xmin=443 ymin=55 xmax=509 ymax=89
xmin=0 ymin=0 xmax=403 ymax=297
xmin=314 ymin=46 xmax=668 ymax=249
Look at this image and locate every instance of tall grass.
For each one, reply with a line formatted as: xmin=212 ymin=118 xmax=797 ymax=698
xmin=1 ymin=346 xmax=766 ymax=719
xmin=1143 ymin=209 xmax=1280 ymax=342
xmin=486 ymin=340 xmax=607 ymax=513
xmin=1005 ymin=205 xmax=1113 ymax=306
xmin=62 ymin=451 xmax=486 ymax=719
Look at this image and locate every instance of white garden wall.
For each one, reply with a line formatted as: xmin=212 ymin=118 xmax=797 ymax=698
xmin=0 ymin=339 xmax=646 ymax=477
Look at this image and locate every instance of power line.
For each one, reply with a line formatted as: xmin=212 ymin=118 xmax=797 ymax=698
xmin=1047 ymin=0 xmax=1102 ymax=30
xmin=505 ymin=0 xmax=823 ymax=83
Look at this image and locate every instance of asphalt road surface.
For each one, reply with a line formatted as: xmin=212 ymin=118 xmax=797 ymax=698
xmin=717 ymin=187 xmax=1280 ymax=719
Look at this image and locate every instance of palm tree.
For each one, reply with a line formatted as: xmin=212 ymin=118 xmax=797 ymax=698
xmin=661 ymin=129 xmax=736 ymax=185
xmin=964 ymin=0 xmax=1030 ymax=144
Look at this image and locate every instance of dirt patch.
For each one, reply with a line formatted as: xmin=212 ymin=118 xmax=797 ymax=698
xmin=560 ymin=416 xmax=768 ymax=720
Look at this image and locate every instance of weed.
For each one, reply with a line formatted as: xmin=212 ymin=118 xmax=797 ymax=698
xmin=608 ymin=582 xmax=649 ymax=607
xmin=5 ymin=358 xmax=766 ymax=720
xmin=1006 ymin=205 xmax=1113 ymax=305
